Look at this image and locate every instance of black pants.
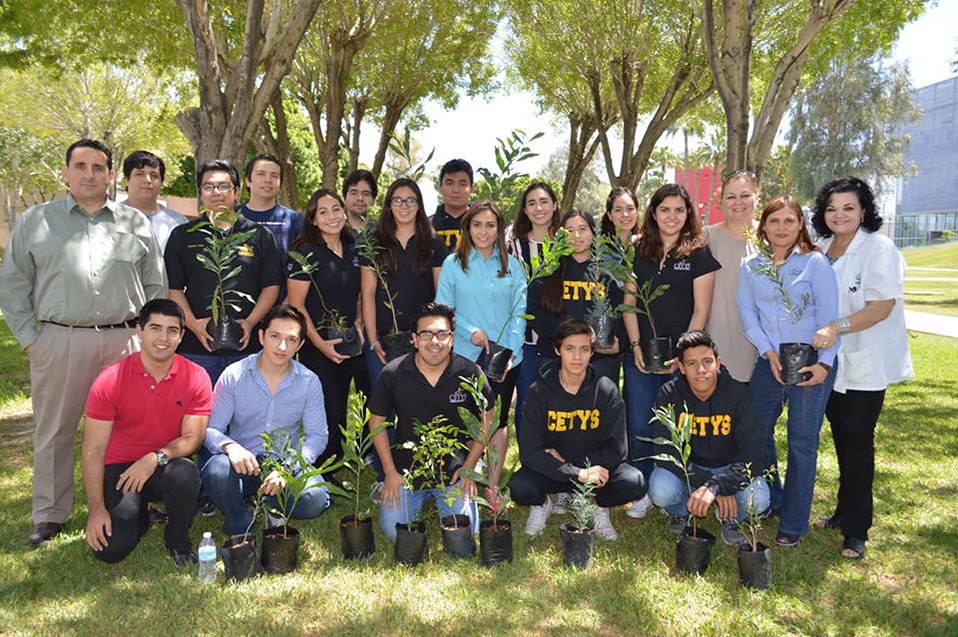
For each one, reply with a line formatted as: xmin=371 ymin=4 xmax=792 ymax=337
xmin=490 ymin=365 xmax=521 ymax=430
xmin=825 ymin=388 xmax=886 ymax=542
xmin=299 ymin=345 xmax=363 ymax=471
xmin=93 ymin=458 xmax=200 ymax=563
xmin=509 ymin=463 xmax=646 ymax=508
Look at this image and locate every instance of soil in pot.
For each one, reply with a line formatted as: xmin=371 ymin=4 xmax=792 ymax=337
xmin=220 ymin=533 xmax=263 ymax=581
xmin=207 ymin=315 xmax=245 ymax=352
xmin=640 ymin=337 xmax=674 ymax=373
xmin=737 ymin=542 xmax=772 ymax=589
xmin=440 ymin=514 xmax=476 ymax=560
xmin=326 ymin=325 xmax=363 ymax=358
xmin=779 ymin=342 xmax=817 ymax=386
xmin=559 ymin=522 xmax=594 ymax=569
xmin=381 ymin=331 xmax=414 ymax=362
xmin=675 ymin=526 xmax=716 ymax=575
xmin=340 ymin=515 xmax=376 ymax=560
xmin=394 ymin=521 xmax=429 ymax=566
xmin=586 ymin=314 xmax=615 ymax=350
xmin=476 ymin=341 xmax=513 ymax=383
xmin=261 ymin=525 xmax=301 ymax=573
xmin=479 ymin=519 xmax=513 ymax=567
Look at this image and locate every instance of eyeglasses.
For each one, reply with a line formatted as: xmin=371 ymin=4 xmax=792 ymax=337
xmin=200 ymin=183 xmax=235 ymax=194
xmin=391 ymin=196 xmax=419 ymax=208
xmin=415 ymin=329 xmax=453 ymax=342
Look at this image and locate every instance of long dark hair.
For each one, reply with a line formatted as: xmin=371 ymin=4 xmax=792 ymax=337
xmin=374 ymin=178 xmax=434 ymax=276
xmin=811 ymin=176 xmax=883 ymax=238
xmin=290 ymin=188 xmax=354 ymax=252
xmin=758 ymin=196 xmax=818 ymax=255
xmin=543 ymin=210 xmax=595 ymax=315
xmin=512 ymin=181 xmax=560 ymax=241
xmin=455 ymin=200 xmax=509 ymax=277
xmin=635 ymin=183 xmax=705 ymax=263
xmin=600 ymin=186 xmax=640 ymax=239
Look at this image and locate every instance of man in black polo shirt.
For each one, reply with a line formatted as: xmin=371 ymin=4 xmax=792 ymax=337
xmin=165 ymin=159 xmax=283 ymax=385
xmin=431 ymin=159 xmax=475 ymax=250
xmin=369 ymin=302 xmax=495 ymax=539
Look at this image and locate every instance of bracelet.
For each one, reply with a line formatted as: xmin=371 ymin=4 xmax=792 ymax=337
xmin=836 ymin=318 xmax=851 ymax=334
xmin=369 ymin=340 xmax=380 ymax=350
xmin=630 ymin=341 xmax=641 ymax=350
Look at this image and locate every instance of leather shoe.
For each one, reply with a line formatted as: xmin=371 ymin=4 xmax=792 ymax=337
xmin=28 ymin=522 xmax=62 ymax=548
xmin=167 ymin=545 xmax=198 ymax=567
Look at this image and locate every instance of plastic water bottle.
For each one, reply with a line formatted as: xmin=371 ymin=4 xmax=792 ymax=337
xmin=198 ymin=531 xmax=217 ymax=583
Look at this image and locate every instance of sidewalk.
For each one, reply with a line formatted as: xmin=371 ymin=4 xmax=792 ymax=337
xmin=904 ymin=310 xmax=958 ymax=338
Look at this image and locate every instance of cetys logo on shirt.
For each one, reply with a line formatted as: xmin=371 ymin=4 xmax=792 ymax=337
xmin=449 ymin=388 xmax=468 ymax=404
xmin=437 ymin=229 xmax=461 ymax=249
xmin=547 ymin=409 xmax=600 ymax=431
xmin=562 ymin=281 xmax=605 ymax=301
xmin=678 ymin=411 xmax=731 ymax=437
xmin=238 ymin=244 xmax=255 ymax=257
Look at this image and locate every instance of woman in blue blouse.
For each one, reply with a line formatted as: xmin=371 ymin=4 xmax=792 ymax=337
xmin=737 ymin=195 xmax=839 ymax=547
xmin=436 ymin=200 xmax=526 ymax=488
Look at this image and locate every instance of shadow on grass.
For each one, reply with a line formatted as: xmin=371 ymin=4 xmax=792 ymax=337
xmin=0 ymin=321 xmax=29 ymax=409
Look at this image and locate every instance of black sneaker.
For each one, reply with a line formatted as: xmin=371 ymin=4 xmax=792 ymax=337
xmin=721 ymin=520 xmax=747 ymax=546
xmin=198 ymin=496 xmax=216 ymax=517
xmin=667 ymin=514 xmax=690 ymax=536
xmin=148 ymin=504 xmax=168 ymax=525
xmin=167 ymin=545 xmax=198 ymax=567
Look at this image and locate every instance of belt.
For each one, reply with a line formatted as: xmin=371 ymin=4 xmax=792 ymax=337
xmin=42 ymin=319 xmax=137 ymax=330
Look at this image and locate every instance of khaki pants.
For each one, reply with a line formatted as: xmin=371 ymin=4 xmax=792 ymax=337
xmin=29 ymin=324 xmax=139 ymax=524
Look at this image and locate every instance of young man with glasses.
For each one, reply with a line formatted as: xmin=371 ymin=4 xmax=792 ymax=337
xmin=369 ymin=302 xmax=495 ymax=539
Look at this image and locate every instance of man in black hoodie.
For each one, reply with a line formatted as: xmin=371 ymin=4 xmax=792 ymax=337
xmin=509 ymin=319 xmax=646 ymax=540
xmin=647 ymin=330 xmax=769 ymax=546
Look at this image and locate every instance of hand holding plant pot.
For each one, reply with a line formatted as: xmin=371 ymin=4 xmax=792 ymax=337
xmin=355 ymin=230 xmax=413 ymax=363
xmin=585 ymin=233 xmax=625 ymax=353
xmin=288 ymin=250 xmax=363 ymax=359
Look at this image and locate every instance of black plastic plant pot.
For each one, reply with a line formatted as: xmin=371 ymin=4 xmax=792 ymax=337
xmin=207 ymin=315 xmax=245 ymax=352
xmin=559 ymin=523 xmax=595 ymax=569
xmin=586 ymin=314 xmax=616 ymax=350
xmin=394 ymin=522 xmax=429 ymax=566
xmin=675 ymin=526 xmax=716 ymax=575
xmin=381 ymin=331 xmax=414 ymax=362
xmin=478 ymin=519 xmax=513 ymax=567
xmin=737 ymin=542 xmax=772 ymax=589
xmin=440 ymin=514 xmax=476 ymax=560
xmin=220 ymin=533 xmax=264 ymax=582
xmin=261 ymin=525 xmax=301 ymax=574
xmin=476 ymin=341 xmax=513 ymax=383
xmin=640 ymin=337 xmax=673 ymax=373
xmin=779 ymin=342 xmax=818 ymax=386
xmin=340 ymin=515 xmax=376 ymax=560
xmin=326 ymin=325 xmax=363 ymax=358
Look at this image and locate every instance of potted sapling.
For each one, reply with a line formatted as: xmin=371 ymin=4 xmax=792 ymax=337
xmin=558 ymin=462 xmax=598 ymax=569
xmin=743 ymin=226 xmax=815 ymax=386
xmin=584 ymin=233 xmax=622 ymax=350
xmin=355 ymin=229 xmax=413 ymax=362
xmin=288 ymin=250 xmax=363 ymax=358
xmin=737 ymin=463 xmax=774 ymax=590
xmin=187 ymin=208 xmax=258 ymax=351
xmin=456 ymin=375 xmax=516 ymax=567
xmin=477 ymin=228 xmax=573 ymax=382
xmin=639 ymin=404 xmax=716 ymax=575
xmin=219 ymin=488 xmax=265 ymax=582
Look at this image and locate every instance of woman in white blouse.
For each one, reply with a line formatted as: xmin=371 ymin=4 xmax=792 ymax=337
xmin=810 ymin=177 xmax=913 ymax=560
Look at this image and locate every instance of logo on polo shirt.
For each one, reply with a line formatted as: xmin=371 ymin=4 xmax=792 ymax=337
xmin=449 ymin=389 xmax=468 ymax=404
xmin=849 ymin=272 xmax=861 ymax=293
xmin=673 ymin=261 xmax=691 ymax=271
xmin=176 ymin=400 xmax=183 ymax=406
xmin=238 ymin=244 xmax=254 ymax=257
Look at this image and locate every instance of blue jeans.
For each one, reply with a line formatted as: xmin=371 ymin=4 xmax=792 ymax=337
xmin=378 ymin=485 xmax=478 ymax=539
xmin=513 ymin=342 xmax=539 ymax=436
xmin=622 ymin=356 xmax=674 ymax=478
xmin=199 ymin=449 xmax=330 ymax=536
xmin=183 ymin=352 xmax=245 ymax=386
xmin=647 ymin=466 xmax=770 ymax=522
xmin=363 ymin=340 xmax=397 ymax=480
xmin=749 ymin=356 xmax=836 ymax=538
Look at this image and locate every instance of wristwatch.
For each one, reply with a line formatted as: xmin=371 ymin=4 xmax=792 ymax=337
xmin=154 ymin=450 xmax=170 ymax=467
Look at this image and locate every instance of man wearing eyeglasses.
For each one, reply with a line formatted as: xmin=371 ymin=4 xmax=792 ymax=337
xmin=164 ymin=159 xmax=283 ymax=385
xmin=369 ymin=302 xmax=496 ymax=539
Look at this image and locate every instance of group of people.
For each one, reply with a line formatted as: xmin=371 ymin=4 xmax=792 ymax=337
xmin=0 ymin=137 xmax=911 ymax=568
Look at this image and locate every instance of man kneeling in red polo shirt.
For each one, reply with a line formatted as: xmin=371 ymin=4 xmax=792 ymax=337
xmin=81 ymin=299 xmax=212 ymax=565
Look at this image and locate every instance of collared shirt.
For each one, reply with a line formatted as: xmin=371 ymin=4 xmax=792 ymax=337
xmin=286 ymin=239 xmax=361 ymax=326
xmin=435 ymin=246 xmax=527 ymax=364
xmin=144 ymin=204 xmax=189 ymax=254
xmin=203 ymin=353 xmax=327 ymax=464
xmin=0 ymin=193 xmax=167 ymax=348
xmin=737 ymin=249 xmax=840 ymax=367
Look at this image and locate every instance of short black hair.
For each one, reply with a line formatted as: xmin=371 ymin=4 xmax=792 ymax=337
xmin=196 ymin=159 xmax=240 ymax=190
xmin=137 ymin=298 xmax=184 ymax=330
xmin=412 ymin=302 xmax=456 ymax=333
xmin=123 ymin=150 xmax=166 ymax=182
xmin=259 ymin=304 xmax=307 ymax=340
xmin=811 ymin=177 xmax=883 ymax=238
xmin=66 ymin=139 xmax=113 ymax=170
xmin=343 ymin=169 xmax=377 ymax=199
xmin=439 ymin=159 xmax=473 ymax=185
xmin=245 ymin=153 xmax=283 ymax=182
xmin=676 ymin=330 xmax=719 ymax=361
xmin=554 ymin=319 xmax=596 ymax=352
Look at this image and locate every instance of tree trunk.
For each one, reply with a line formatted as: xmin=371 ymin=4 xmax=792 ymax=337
xmin=270 ymin=90 xmax=300 ymax=209
xmin=370 ymin=100 xmax=407 ymax=180
xmin=346 ymin=96 xmax=367 ymax=174
xmin=560 ymin=113 xmax=602 ymax=213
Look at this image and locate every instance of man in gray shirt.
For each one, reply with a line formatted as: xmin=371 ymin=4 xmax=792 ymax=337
xmin=0 ymin=138 xmax=167 ymax=548
xmin=122 ymin=150 xmax=188 ymax=254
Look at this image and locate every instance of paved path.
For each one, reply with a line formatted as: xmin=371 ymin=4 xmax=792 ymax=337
xmin=905 ymin=310 xmax=958 ymax=338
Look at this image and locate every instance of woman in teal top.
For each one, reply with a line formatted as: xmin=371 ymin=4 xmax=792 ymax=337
xmin=436 ymin=200 xmax=526 ymax=490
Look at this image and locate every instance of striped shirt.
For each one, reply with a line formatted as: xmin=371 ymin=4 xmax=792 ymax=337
xmin=204 ymin=353 xmax=327 ymax=463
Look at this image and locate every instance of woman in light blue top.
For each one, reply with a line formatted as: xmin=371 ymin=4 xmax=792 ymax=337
xmin=436 ymin=200 xmax=526 ymax=490
xmin=737 ymin=195 xmax=839 ymax=547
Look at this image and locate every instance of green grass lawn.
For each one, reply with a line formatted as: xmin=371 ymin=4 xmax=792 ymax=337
xmin=903 ymin=241 xmax=958 ymax=317
xmin=900 ymin=241 xmax=958 ymax=270
xmin=0 ymin=323 xmax=956 ymax=636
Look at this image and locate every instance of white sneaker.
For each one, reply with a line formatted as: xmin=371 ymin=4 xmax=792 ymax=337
xmin=593 ymin=506 xmax=618 ymax=540
xmin=552 ymin=492 xmax=571 ymax=515
xmin=625 ymin=494 xmax=654 ymax=519
xmin=524 ymin=494 xmax=553 ymax=536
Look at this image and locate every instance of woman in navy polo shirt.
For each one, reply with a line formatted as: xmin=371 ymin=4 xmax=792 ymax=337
xmin=622 ymin=183 xmax=719 ymax=519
